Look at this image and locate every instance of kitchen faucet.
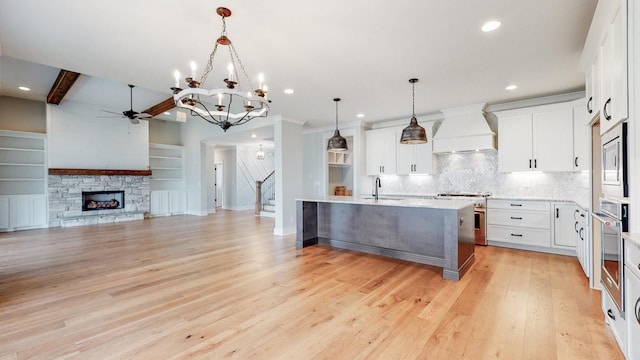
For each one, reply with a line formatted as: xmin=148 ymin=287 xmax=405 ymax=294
xmin=373 ymin=176 xmax=381 ymax=201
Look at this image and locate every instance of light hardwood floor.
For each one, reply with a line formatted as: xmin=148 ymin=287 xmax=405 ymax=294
xmin=0 ymin=210 xmax=624 ymax=359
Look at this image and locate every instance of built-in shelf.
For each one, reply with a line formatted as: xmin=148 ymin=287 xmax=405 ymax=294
xmin=0 ymin=130 xmax=47 ymax=196
xmin=149 ymin=143 xmax=184 ymax=191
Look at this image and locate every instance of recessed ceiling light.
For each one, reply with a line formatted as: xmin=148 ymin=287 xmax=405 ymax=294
xmin=481 ymin=20 xmax=502 ymax=32
xmin=505 ymin=84 xmax=518 ymax=91
xmin=18 ymin=86 xmax=30 ymax=91
xmin=164 ymin=112 xmax=171 ymax=115
xmin=356 ymin=114 xmax=365 ymax=118
xmin=284 ymin=89 xmax=294 ymax=94
xmin=251 ymin=134 xmax=256 ymax=138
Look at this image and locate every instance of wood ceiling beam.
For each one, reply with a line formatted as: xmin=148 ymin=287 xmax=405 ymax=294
xmin=142 ymin=97 xmax=176 ymax=117
xmin=47 ymin=70 xmax=81 ymax=105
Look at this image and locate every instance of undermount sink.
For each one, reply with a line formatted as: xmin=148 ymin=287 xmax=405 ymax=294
xmin=362 ymin=197 xmax=405 ymax=201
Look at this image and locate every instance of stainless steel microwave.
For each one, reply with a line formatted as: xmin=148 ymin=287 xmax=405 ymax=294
xmin=602 ymin=122 xmax=628 ymax=199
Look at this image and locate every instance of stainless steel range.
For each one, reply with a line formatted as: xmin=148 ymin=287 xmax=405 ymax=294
xmin=437 ymin=193 xmax=490 ymax=245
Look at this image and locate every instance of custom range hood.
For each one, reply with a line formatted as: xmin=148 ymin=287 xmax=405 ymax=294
xmin=432 ymin=103 xmax=496 ymax=153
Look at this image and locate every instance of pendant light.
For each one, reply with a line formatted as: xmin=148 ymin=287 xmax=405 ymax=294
xmin=400 ymin=78 xmax=427 ymax=144
xmin=256 ymin=144 xmax=265 ymax=160
xmin=327 ymin=98 xmax=348 ymax=151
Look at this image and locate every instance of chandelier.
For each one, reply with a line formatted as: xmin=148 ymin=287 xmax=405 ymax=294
xmin=171 ymin=7 xmax=270 ymax=132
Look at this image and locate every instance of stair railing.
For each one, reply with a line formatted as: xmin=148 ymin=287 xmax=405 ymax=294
xmin=255 ymin=170 xmax=275 ymax=215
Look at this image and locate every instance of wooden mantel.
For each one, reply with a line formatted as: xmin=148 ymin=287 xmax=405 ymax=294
xmin=48 ymin=168 xmax=152 ymax=176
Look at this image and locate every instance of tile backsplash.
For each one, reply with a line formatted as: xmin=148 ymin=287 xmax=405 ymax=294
xmin=363 ymin=151 xmax=590 ymax=207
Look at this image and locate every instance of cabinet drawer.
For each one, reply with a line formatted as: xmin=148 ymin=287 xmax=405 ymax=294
xmin=602 ymin=288 xmax=626 ymax=351
xmin=625 ymin=237 xmax=640 ymax=280
xmin=487 ymin=199 xmax=550 ymax=212
xmin=487 ymin=225 xmax=550 ymax=247
xmin=487 ymin=209 xmax=550 ymax=229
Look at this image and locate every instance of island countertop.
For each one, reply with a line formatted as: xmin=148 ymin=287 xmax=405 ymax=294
xmin=296 ymin=196 xmax=477 ymax=210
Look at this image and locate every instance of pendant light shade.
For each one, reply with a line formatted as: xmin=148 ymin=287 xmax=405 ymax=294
xmin=400 ymin=78 xmax=427 ymax=144
xmin=327 ymin=98 xmax=348 ymax=151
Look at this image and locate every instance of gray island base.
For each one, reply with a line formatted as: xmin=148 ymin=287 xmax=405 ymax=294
xmin=296 ymin=197 xmax=475 ymax=281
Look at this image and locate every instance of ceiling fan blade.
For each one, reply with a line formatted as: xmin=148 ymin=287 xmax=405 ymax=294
xmin=137 ymin=113 xmax=153 ymax=119
xmin=129 ymin=118 xmax=140 ymax=125
xmin=100 ymin=109 xmax=123 ymax=116
xmin=96 ymin=115 xmax=124 ymax=118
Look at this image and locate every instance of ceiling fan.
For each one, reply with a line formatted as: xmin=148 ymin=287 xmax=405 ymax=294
xmin=99 ymin=84 xmax=152 ymax=124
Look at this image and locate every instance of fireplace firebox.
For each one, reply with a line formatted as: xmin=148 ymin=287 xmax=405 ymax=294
xmin=82 ymin=190 xmax=125 ymax=211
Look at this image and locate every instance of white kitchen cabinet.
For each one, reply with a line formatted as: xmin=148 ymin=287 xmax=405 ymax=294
xmin=581 ymin=0 xmax=627 ymax=134
xmin=625 ymin=236 xmax=640 ymax=360
xmin=572 ymin=104 xmax=590 ymax=171
xmin=497 ymin=105 xmax=573 ymax=172
xmin=366 ymin=127 xmax=397 ymax=175
xmin=575 ymin=206 xmax=591 ymax=279
xmin=150 ymin=190 xmax=186 ymax=217
xmin=585 ymin=57 xmax=601 ymax=122
xmin=599 ymin=1 xmax=627 ymax=135
xmin=552 ymin=202 xmax=577 ymax=250
xmin=487 ymin=199 xmax=551 ymax=248
xmin=396 ymin=124 xmax=435 ymax=175
xmin=603 ymin=282 xmax=627 ymax=353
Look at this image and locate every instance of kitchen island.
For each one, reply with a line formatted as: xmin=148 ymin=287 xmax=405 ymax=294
xmin=296 ymin=196 xmax=475 ymax=281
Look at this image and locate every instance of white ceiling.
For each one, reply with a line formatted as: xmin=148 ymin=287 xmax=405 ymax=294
xmin=0 ymin=0 xmax=596 ymax=136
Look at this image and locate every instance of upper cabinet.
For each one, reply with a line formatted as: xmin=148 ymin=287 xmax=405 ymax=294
xmin=366 ymin=123 xmax=435 ymax=176
xmin=396 ymin=124 xmax=435 ymax=175
xmin=366 ymin=127 xmax=397 ymax=175
xmin=573 ymin=103 xmax=590 ymax=171
xmin=580 ymin=0 xmax=628 ymax=133
xmin=497 ymin=103 xmax=574 ymax=172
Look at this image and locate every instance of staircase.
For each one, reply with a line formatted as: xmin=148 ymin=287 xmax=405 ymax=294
xmin=255 ymin=170 xmax=275 ymax=217
xmin=260 ymin=197 xmax=276 ymax=217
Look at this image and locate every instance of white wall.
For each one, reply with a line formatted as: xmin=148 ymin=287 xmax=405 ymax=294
xmin=47 ymin=101 xmax=148 ymax=169
xmin=0 ymin=96 xmax=46 ymax=133
xmin=275 ymin=117 xmax=303 ymax=235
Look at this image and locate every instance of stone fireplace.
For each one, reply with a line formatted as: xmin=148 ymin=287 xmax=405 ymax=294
xmin=48 ymin=169 xmax=151 ymax=227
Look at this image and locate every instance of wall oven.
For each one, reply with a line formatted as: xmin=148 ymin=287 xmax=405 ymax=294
xmin=601 ymin=122 xmax=628 ymax=199
xmin=595 ymin=197 xmax=629 ymax=313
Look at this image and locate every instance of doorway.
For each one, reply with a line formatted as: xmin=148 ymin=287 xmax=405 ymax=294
xmin=215 ymin=163 xmax=223 ymax=209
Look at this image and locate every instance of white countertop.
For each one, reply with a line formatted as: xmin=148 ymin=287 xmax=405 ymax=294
xmin=297 ymin=196 xmax=476 ymax=210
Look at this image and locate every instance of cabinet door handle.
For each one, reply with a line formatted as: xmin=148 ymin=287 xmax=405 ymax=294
xmin=575 ymin=157 xmax=579 ymax=167
xmin=556 ymin=208 xmax=559 ymax=218
xmin=587 ymin=96 xmax=593 ymax=114
xmin=534 ymin=159 xmax=537 ymax=168
xmin=607 ymin=309 xmax=616 ymax=320
xmin=579 ymin=228 xmax=584 ymax=240
xmin=575 ymin=221 xmax=579 ymax=232
xmin=510 ymin=233 xmax=523 ymax=237
xmin=510 ymin=216 xmax=523 ymax=220
xmin=603 ymin=98 xmax=612 ymax=121
xmin=510 ymin=204 xmax=523 ymax=207
xmin=529 ymin=159 xmax=532 ymax=169
xmin=635 ymin=297 xmax=640 ymax=325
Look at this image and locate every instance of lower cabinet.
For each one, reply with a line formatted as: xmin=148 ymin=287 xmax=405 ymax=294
xmin=552 ymin=202 xmax=577 ymax=250
xmin=575 ymin=206 xmax=591 ymax=279
xmin=150 ymin=190 xmax=186 ymax=217
xmin=486 ymin=199 xmax=551 ymax=248
xmin=625 ymin=236 xmax=640 ymax=359
xmin=0 ymin=194 xmax=47 ymax=231
xmin=602 ymin=286 xmax=626 ymax=353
